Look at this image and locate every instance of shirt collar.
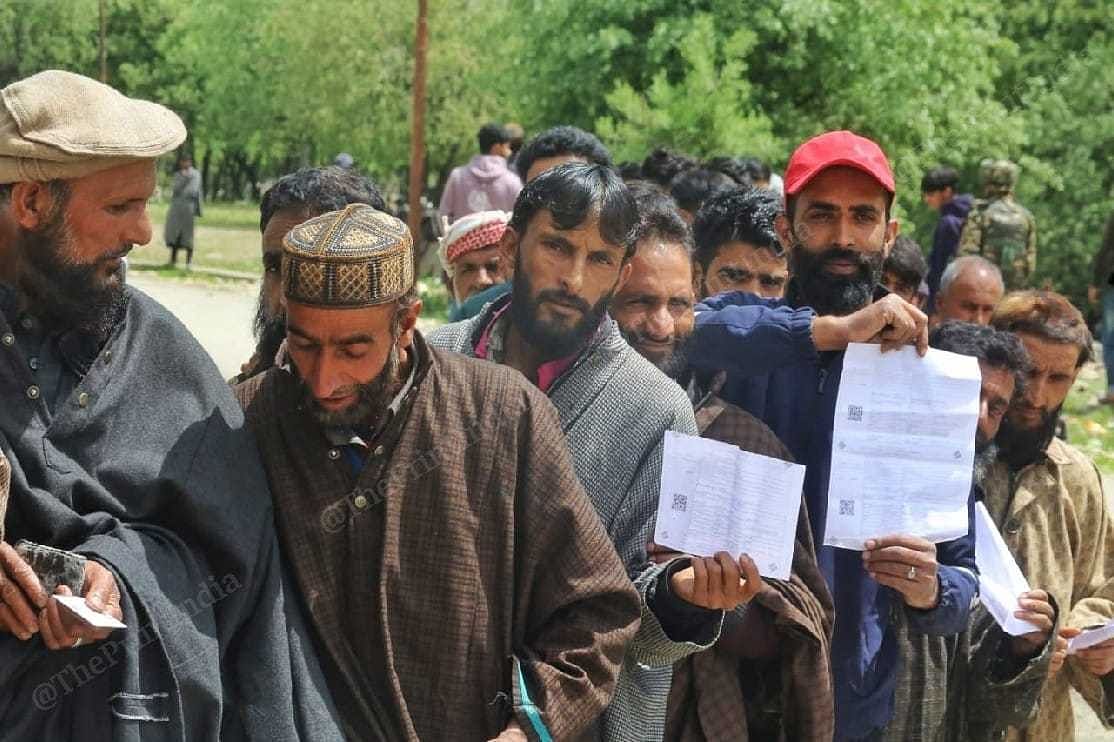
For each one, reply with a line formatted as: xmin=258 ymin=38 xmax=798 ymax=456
xmin=473 ymin=300 xmax=584 ymax=393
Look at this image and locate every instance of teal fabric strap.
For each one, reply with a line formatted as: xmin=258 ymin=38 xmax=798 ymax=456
xmin=515 ymin=660 xmax=553 ymax=742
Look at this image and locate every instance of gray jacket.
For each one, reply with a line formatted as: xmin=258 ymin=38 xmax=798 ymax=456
xmin=428 ymin=299 xmax=717 ymax=742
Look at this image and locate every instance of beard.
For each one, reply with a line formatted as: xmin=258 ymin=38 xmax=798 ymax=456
xmin=973 ymin=441 xmax=999 ymax=485
xmin=787 ymin=239 xmax=883 ymax=316
xmin=996 ymin=404 xmax=1061 ymax=471
xmin=509 ymin=259 xmax=614 ymax=361
xmin=16 ymin=214 xmax=129 ymax=342
xmin=302 ymin=344 xmax=403 ymax=430
xmin=252 ymin=287 xmax=286 ymax=373
xmin=620 ymin=326 xmax=693 ymax=380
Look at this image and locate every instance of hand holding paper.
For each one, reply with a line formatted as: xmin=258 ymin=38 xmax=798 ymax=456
xmin=824 ymin=344 xmax=980 ymax=550
xmin=654 ymin=431 xmax=804 ymax=580
xmin=975 ymin=502 xmax=1042 ymax=637
xmin=1069 ymin=627 xmax=1114 ymax=676
xmin=55 ymin=594 xmax=127 ymax=629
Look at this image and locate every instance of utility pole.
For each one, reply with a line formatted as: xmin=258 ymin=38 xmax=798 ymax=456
xmin=406 ymin=0 xmax=429 ymax=261
xmin=98 ymin=0 xmax=108 ymax=83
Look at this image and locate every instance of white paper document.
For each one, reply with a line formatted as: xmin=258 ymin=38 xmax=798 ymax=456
xmin=1068 ymin=620 xmax=1114 ymax=654
xmin=654 ymin=430 xmax=805 ymax=580
xmin=824 ymin=344 xmax=981 ymax=550
xmin=974 ymin=502 xmax=1039 ymax=635
xmin=55 ymin=595 xmax=127 ymax=629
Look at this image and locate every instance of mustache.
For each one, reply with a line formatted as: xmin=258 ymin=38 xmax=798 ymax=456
xmin=536 ymin=288 xmax=591 ymax=314
xmin=817 ymin=246 xmax=876 ymax=270
xmin=622 ymin=325 xmax=675 ymax=346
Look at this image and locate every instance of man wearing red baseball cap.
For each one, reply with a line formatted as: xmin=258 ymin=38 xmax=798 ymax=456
xmin=686 ymin=131 xmax=982 ymax=740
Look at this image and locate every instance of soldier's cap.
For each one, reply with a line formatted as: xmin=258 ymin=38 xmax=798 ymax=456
xmin=0 ymin=70 xmax=186 ymax=184
xmin=282 ymin=204 xmax=415 ymax=309
xmin=783 ymin=130 xmax=895 ymax=197
xmin=981 ymin=159 xmax=1019 ymax=188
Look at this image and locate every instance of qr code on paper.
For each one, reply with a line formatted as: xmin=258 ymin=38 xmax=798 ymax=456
xmin=847 ymin=405 xmax=863 ymax=422
xmin=839 ymin=499 xmax=855 ymax=516
xmin=671 ymin=493 xmax=688 ymax=512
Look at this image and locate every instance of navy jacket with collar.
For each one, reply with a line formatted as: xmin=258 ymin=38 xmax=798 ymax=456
xmin=689 ymin=289 xmax=978 ymax=741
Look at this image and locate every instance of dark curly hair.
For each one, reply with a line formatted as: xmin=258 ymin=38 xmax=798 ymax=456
xmin=259 ymin=166 xmax=385 ymax=232
xmin=692 ymin=186 xmax=782 ymax=272
xmin=514 ymin=126 xmax=612 ymax=181
xmin=929 ymin=320 xmax=1031 ymax=393
xmin=509 ymin=162 xmax=638 ymax=258
xmin=627 ymin=181 xmax=692 ymax=255
xmin=669 ymin=168 xmax=733 ymax=215
xmin=641 ymin=148 xmax=698 ymax=189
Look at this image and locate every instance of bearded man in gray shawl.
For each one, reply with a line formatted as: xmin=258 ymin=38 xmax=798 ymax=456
xmin=429 ymin=162 xmax=763 ymax=742
xmin=0 ymin=70 xmax=334 ymax=740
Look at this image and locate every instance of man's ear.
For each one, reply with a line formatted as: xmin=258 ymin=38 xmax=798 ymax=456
xmin=9 ymin=181 xmax=58 ymax=230
xmin=615 ymin=259 xmax=633 ymax=293
xmin=499 ymin=226 xmax=519 ymax=260
xmin=396 ymin=299 xmax=423 ymax=351
xmin=774 ymin=212 xmax=793 ymax=248
xmin=882 ymin=219 xmax=900 ymax=259
xmin=691 ymin=261 xmax=705 ymax=298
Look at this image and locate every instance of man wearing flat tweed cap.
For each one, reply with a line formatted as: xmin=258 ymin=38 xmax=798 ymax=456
xmin=234 ymin=203 xmax=640 ymax=742
xmin=0 ymin=70 xmax=338 ymax=739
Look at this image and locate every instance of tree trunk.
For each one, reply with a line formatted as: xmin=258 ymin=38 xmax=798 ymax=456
xmin=201 ymin=147 xmax=212 ymax=201
xmin=407 ymin=0 xmax=429 ymax=266
xmin=98 ymin=0 xmax=108 ymax=83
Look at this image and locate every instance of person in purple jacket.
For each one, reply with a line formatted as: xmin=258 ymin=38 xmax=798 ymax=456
xmin=689 ymin=131 xmax=979 ymax=742
xmin=438 ymin=123 xmax=523 ymax=223
xmin=922 ymin=166 xmax=974 ymax=310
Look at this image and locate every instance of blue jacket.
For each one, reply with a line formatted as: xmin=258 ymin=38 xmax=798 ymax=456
xmin=926 ymin=194 xmax=974 ymax=308
xmin=690 ymin=290 xmax=978 ymax=741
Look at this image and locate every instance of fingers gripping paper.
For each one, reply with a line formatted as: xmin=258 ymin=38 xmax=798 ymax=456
xmin=654 ymin=431 xmax=805 ymax=580
xmin=974 ymin=502 xmax=1039 ymax=636
xmin=825 ymin=344 xmax=981 ymax=550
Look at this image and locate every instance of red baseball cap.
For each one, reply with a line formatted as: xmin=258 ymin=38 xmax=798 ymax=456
xmin=783 ymin=130 xmax=895 ymax=197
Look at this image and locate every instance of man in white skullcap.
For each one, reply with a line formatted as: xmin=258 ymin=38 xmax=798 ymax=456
xmin=0 ymin=70 xmax=338 ymax=740
xmin=438 ymin=209 xmax=514 ymax=320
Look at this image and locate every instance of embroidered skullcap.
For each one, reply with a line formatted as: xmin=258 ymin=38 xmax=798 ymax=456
xmin=438 ymin=210 xmax=510 ymax=276
xmin=282 ymin=204 xmax=415 ymax=308
xmin=0 ymin=70 xmax=186 ymax=184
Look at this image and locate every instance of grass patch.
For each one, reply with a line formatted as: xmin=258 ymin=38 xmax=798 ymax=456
xmin=136 ymin=216 xmax=262 ymax=275
xmin=148 ymin=200 xmax=261 ymax=230
xmin=1063 ymin=356 xmax=1114 ymax=474
xmin=128 ymin=263 xmax=254 ymax=288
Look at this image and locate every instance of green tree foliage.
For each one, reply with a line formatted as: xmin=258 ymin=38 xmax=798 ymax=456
xmin=597 ymin=15 xmax=780 ymax=163
xmin=2 ymin=0 xmax=1110 ymax=299
xmin=510 ymin=0 xmax=1109 ymax=300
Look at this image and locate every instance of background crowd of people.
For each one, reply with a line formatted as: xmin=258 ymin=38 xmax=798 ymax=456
xmin=0 ymin=69 xmax=1112 ymax=742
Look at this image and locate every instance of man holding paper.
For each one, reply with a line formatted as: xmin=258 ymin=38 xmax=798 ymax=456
xmin=611 ymin=188 xmax=835 ymax=740
xmin=918 ymin=321 xmax=1059 ymax=740
xmin=430 ymin=163 xmax=757 ymax=742
xmin=688 ymin=131 xmax=978 ymax=741
xmin=980 ymin=291 xmax=1114 ymax=739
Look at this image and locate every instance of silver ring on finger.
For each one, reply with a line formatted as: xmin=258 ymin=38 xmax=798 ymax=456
xmin=907 ymin=566 xmax=917 ymax=581
xmin=71 ymin=637 xmax=83 ymax=648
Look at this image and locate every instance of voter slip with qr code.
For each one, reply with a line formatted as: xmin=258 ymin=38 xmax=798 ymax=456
xmin=653 ymin=431 xmax=805 ymax=580
xmin=824 ymin=344 xmax=981 ymax=550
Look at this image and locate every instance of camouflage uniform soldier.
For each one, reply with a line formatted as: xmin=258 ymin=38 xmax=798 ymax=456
xmin=958 ymin=159 xmax=1037 ymax=290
